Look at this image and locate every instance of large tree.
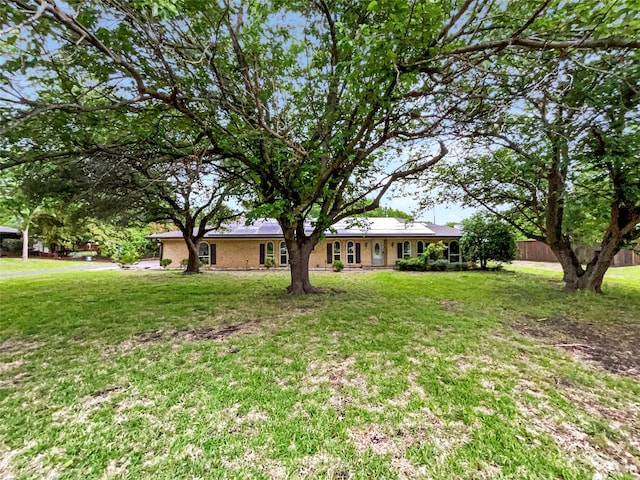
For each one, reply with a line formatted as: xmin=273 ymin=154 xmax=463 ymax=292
xmin=0 ymin=170 xmax=44 ymax=260
xmin=425 ymin=53 xmax=640 ymax=292
xmin=2 ymin=0 xmax=639 ymax=293
xmin=80 ymin=147 xmax=241 ymax=274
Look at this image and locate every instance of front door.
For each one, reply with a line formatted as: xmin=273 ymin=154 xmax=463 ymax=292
xmin=371 ymin=240 xmax=384 ymax=266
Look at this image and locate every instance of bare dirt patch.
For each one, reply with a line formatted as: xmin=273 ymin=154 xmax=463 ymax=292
xmin=136 ymin=319 xmax=260 ymax=343
xmin=0 ymin=360 xmax=23 ymax=373
xmin=437 ymin=300 xmax=463 ymax=313
xmin=301 ymin=356 xmax=372 ymax=413
xmin=348 ymin=408 xmax=471 ymax=477
xmin=0 ymin=339 xmax=45 ymax=356
xmin=517 ymin=396 xmax=640 ymax=478
xmin=514 ymin=317 xmax=640 ymax=378
xmin=52 ymin=386 xmax=127 ymax=426
xmin=106 ymin=320 xmax=261 ymax=354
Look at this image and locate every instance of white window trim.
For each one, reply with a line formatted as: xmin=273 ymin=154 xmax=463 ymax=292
xmin=266 ymin=241 xmax=275 ymax=259
xmin=333 ymin=241 xmax=341 ymax=262
xmin=403 ymin=240 xmax=411 ymax=258
xmin=198 ymin=242 xmax=210 ymax=265
xmin=279 ymin=241 xmax=288 ymax=265
xmin=347 ymin=241 xmax=355 ymax=264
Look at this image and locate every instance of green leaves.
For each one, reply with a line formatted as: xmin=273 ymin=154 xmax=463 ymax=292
xmin=461 ymin=214 xmax=516 ymax=269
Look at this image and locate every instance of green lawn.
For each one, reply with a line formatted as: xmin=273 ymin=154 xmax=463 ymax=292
xmin=1 ymin=268 xmax=639 ymax=479
xmin=506 ymin=262 xmax=640 ymax=293
xmin=0 ymin=258 xmax=91 ymax=273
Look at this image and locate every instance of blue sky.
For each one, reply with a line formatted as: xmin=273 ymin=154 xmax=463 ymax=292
xmin=386 ymin=193 xmax=476 ymax=224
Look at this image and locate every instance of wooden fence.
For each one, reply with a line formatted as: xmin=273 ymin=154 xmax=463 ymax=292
xmin=516 ymin=240 xmax=640 ymax=267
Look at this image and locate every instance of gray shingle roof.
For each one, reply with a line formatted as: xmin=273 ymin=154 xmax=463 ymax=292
xmin=149 ymin=218 xmax=462 ymax=240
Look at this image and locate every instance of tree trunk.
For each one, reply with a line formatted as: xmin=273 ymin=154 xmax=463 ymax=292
xmin=287 ymin=244 xmax=320 ymax=294
xmin=21 ymin=227 xmax=29 ymax=261
xmin=281 ymin=222 xmax=320 ymax=295
xmin=551 ymin=237 xmax=619 ymax=293
xmin=184 ymin=236 xmax=201 ymax=274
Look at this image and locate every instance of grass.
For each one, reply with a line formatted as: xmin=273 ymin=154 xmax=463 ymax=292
xmin=1 ymin=267 xmax=639 ymax=479
xmin=507 ymin=262 xmax=640 ymax=294
xmin=0 ymin=258 xmax=96 ymax=273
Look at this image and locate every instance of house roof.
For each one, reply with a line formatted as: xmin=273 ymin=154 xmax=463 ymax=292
xmin=0 ymin=226 xmax=20 ymax=234
xmin=148 ymin=217 xmax=462 ymax=240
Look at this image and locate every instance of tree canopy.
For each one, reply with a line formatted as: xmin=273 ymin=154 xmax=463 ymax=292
xmin=2 ymin=0 xmax=639 ymax=292
xmin=424 ymin=50 xmax=640 ymax=291
xmin=460 ymin=214 xmax=516 ymax=270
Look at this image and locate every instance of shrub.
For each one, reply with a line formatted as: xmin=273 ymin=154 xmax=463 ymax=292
xmin=426 ymin=259 xmax=448 ymax=271
xmin=446 ymin=262 xmax=469 ymax=271
xmin=180 ymin=258 xmax=189 ymax=267
xmin=264 ymin=257 xmax=276 ymax=268
xmin=397 ymin=257 xmax=426 ymax=271
xmin=425 ymin=241 xmax=447 ymax=261
xmin=333 ymin=260 xmax=344 ymax=272
xmin=160 ymin=258 xmax=172 ymax=269
xmin=117 ymin=250 xmax=140 ymax=267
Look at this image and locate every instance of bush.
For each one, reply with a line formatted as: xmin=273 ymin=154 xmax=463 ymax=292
xmin=333 ymin=260 xmax=344 ymax=272
xmin=116 ymin=250 xmax=140 ymax=267
xmin=426 ymin=259 xmax=448 ymax=271
xmin=396 ymin=257 xmax=426 ymax=271
xmin=180 ymin=258 xmax=189 ymax=267
xmin=446 ymin=262 xmax=469 ymax=271
xmin=397 ymin=257 xmax=471 ymax=272
xmin=425 ymin=242 xmax=446 ymax=261
xmin=160 ymin=258 xmax=172 ymax=269
xmin=264 ymin=257 xmax=276 ymax=268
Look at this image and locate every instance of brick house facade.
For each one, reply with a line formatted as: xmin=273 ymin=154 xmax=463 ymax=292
xmin=149 ymin=218 xmax=462 ymax=269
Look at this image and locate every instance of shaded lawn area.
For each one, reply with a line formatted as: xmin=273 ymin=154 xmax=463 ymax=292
xmin=0 ymin=258 xmax=94 ymax=273
xmin=507 ymin=262 xmax=640 ymax=291
xmin=0 ymin=269 xmax=639 ymax=479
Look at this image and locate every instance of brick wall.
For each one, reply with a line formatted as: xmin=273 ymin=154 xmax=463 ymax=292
xmin=160 ymin=237 xmax=459 ymax=269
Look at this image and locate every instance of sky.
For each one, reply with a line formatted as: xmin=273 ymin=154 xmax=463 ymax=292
xmin=386 ymin=193 xmax=476 ymax=225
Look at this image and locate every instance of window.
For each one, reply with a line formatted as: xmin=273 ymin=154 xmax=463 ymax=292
xmin=403 ymin=241 xmax=411 ymax=258
xmin=333 ymin=241 xmax=341 ymax=262
xmin=259 ymin=242 xmax=274 ymax=265
xmin=279 ymin=241 xmax=288 ymax=265
xmin=417 ymin=241 xmax=424 ymax=255
xmin=449 ymin=241 xmax=460 ymax=263
xmin=347 ymin=241 xmax=355 ymax=264
xmin=198 ymin=242 xmax=210 ymax=265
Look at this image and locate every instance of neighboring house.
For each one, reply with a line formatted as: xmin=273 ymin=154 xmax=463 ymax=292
xmin=0 ymin=226 xmax=21 ymax=256
xmin=149 ymin=217 xmax=462 ymax=269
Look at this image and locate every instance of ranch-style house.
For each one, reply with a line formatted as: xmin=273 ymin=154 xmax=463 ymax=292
xmin=149 ymin=217 xmax=462 ymax=269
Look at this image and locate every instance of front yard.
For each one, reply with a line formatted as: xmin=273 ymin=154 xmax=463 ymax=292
xmin=0 ymin=258 xmax=103 ymax=274
xmin=1 ymin=267 xmax=638 ymax=479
